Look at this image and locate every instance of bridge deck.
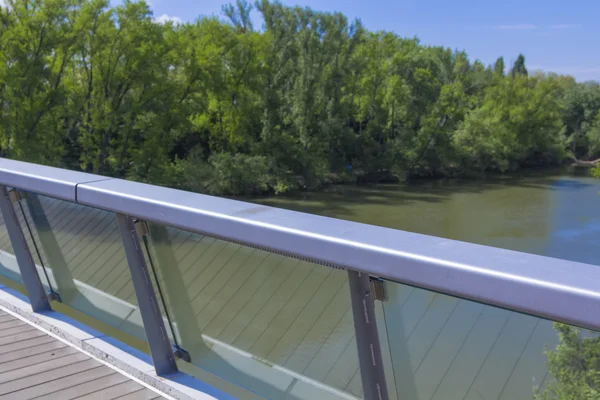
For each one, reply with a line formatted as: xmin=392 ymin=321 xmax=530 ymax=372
xmin=0 ymin=309 xmax=164 ymax=400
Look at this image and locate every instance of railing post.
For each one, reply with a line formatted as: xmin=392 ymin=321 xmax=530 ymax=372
xmin=0 ymin=186 xmax=50 ymax=312
xmin=22 ymin=192 xmax=77 ymax=302
xmin=116 ymin=213 xmax=177 ymax=376
xmin=348 ymin=270 xmax=389 ymax=400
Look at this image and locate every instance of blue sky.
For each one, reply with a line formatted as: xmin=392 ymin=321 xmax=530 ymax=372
xmin=146 ymin=0 xmax=599 ymax=82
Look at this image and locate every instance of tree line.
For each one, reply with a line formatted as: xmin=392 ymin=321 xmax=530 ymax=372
xmin=1 ymin=0 xmax=600 ymax=196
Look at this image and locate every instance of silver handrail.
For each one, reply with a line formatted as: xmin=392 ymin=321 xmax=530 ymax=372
xmin=1 ymin=157 xmax=599 ymax=399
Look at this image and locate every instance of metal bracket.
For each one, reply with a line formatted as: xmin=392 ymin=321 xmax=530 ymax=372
xmin=134 ymin=219 xmax=150 ymax=237
xmin=47 ymin=291 xmax=62 ymax=302
xmin=370 ymin=277 xmax=388 ymax=302
xmin=173 ymin=345 xmax=191 ymax=363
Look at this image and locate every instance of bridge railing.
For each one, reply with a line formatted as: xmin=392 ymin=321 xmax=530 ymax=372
xmin=0 ymin=157 xmax=598 ymax=400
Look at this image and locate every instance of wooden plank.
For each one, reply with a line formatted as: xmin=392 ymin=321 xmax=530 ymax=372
xmin=115 ymin=388 xmax=164 ymax=400
xmin=33 ymin=372 xmax=128 ymax=400
xmin=0 ymin=335 xmax=55 ymax=355
xmin=0 ymin=346 xmax=77 ymax=373
xmin=1 ymin=365 xmax=114 ymax=400
xmin=0 ymin=328 xmax=46 ymax=346
xmin=0 ymin=314 xmax=20 ymax=324
xmin=0 ymin=319 xmax=28 ymax=331
xmin=70 ymin=381 xmax=148 ymax=400
xmin=0 ymin=358 xmax=101 ymax=395
xmin=0 ymin=340 xmax=67 ymax=364
xmin=0 ymin=352 xmax=89 ymax=384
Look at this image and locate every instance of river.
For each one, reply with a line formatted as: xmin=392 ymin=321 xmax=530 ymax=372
xmin=254 ymin=169 xmax=600 ymax=266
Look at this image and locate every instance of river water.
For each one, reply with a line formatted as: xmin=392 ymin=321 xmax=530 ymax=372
xmin=255 ymin=169 xmax=600 ymax=265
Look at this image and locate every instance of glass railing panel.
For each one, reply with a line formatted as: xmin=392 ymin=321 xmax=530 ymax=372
xmin=16 ymin=192 xmax=147 ymax=344
xmin=144 ymin=222 xmax=366 ymax=400
xmin=0 ymin=197 xmax=24 ymax=286
xmin=380 ymin=279 xmax=596 ymax=400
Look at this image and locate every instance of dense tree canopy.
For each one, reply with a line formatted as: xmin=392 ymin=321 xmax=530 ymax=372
xmin=1 ymin=0 xmax=600 ymax=195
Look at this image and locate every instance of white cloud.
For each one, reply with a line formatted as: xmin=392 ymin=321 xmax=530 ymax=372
xmin=496 ymin=24 xmax=537 ymax=30
xmin=551 ymin=24 xmax=581 ymax=29
xmin=154 ymin=14 xmax=182 ymax=25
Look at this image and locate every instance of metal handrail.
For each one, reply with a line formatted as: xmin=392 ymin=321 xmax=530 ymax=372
xmin=2 ymin=157 xmax=599 ymax=331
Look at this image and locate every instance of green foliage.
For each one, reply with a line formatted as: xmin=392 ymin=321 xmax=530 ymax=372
xmin=511 ymin=54 xmax=528 ymax=77
xmin=1 ymin=0 xmax=599 ymax=195
xmin=536 ymin=324 xmax=600 ymax=399
xmin=205 ymin=153 xmax=270 ymax=196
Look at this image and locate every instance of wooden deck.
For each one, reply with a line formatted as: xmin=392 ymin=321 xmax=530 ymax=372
xmin=0 ymin=195 xmax=562 ymax=400
xmin=0 ymin=309 xmax=164 ymax=399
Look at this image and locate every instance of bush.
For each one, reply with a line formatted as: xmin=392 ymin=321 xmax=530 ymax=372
xmin=205 ymin=153 xmax=271 ymax=196
xmin=536 ymin=324 xmax=600 ymax=400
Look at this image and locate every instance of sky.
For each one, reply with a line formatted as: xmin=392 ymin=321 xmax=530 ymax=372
xmin=145 ymin=0 xmax=600 ymax=82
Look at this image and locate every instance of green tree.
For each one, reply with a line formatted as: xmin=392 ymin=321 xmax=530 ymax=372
xmin=511 ymin=53 xmax=528 ymax=77
xmin=561 ymin=82 xmax=600 ymax=159
xmin=494 ymin=56 xmax=505 ymax=77
xmin=1 ymin=0 xmax=599 ymax=195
